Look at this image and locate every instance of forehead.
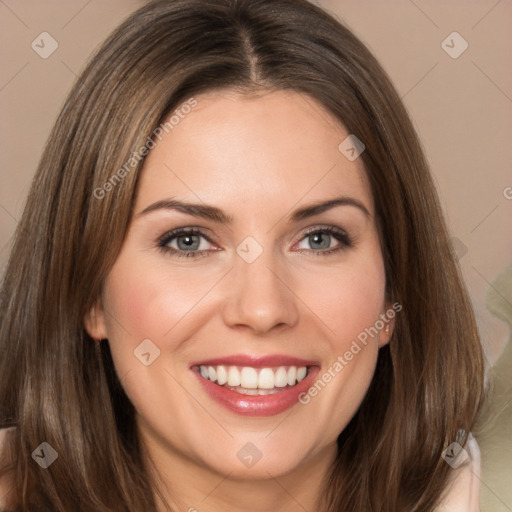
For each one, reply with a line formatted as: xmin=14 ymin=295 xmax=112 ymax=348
xmin=135 ymin=89 xmax=373 ymax=218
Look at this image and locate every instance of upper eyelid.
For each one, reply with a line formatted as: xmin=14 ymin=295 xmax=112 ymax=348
xmin=159 ymin=226 xmax=215 ymax=243
xmin=299 ymin=224 xmax=348 ymax=237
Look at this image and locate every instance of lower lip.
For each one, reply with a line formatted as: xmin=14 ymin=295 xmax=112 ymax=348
xmin=192 ymin=366 xmax=320 ymax=417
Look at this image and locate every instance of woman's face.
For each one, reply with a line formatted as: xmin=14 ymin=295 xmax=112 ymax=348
xmin=86 ymin=89 xmax=393 ymax=482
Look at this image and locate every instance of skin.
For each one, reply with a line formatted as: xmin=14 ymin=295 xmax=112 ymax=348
xmin=85 ymin=89 xmax=394 ymax=511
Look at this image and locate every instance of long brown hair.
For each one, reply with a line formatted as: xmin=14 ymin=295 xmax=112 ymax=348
xmin=0 ymin=0 xmax=485 ymax=510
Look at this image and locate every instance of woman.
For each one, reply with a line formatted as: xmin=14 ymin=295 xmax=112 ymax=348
xmin=0 ymin=0 xmax=485 ymax=510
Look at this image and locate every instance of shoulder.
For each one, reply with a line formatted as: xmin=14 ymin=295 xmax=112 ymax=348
xmin=0 ymin=427 xmax=17 ymax=510
xmin=436 ymin=433 xmax=481 ymax=512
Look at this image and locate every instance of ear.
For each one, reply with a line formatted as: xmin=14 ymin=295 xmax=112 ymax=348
xmin=378 ymin=300 xmax=398 ymax=348
xmin=84 ymin=298 xmax=108 ymax=341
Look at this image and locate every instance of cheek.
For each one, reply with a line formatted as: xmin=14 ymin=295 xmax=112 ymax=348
xmin=100 ymin=254 xmax=227 ymax=392
xmin=295 ymin=249 xmax=386 ymax=436
xmin=103 ymin=256 xmax=215 ymax=341
xmin=335 ymin=269 xmax=385 ymax=344
xmin=99 ymin=259 xmax=203 ymax=427
xmin=99 ymin=259 xmax=180 ymax=377
xmin=297 ymin=255 xmax=386 ymax=350
xmin=295 ymin=260 xmax=385 ymax=440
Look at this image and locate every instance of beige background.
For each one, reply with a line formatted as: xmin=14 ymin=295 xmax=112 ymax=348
xmin=0 ymin=0 xmax=511 ymax=509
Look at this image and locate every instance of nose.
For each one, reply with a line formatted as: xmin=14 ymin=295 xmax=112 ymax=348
xmin=222 ymin=251 xmax=299 ymax=335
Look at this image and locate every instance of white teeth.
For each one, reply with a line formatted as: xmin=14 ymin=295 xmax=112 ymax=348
xmin=227 ymin=366 xmax=241 ymax=386
xmin=227 ymin=386 xmax=281 ymax=395
xmin=240 ymin=367 xmax=258 ymax=389
xmin=258 ymin=368 xmax=275 ymax=389
xmin=297 ymin=367 xmax=307 ymax=381
xmin=287 ymin=366 xmax=297 ymax=386
xmin=216 ymin=365 xmax=228 ymax=385
xmin=274 ymin=367 xmax=288 ymax=387
xmin=198 ymin=364 xmax=310 ymax=391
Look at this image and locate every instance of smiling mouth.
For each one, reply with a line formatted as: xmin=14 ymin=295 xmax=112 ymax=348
xmin=196 ymin=364 xmax=310 ymax=395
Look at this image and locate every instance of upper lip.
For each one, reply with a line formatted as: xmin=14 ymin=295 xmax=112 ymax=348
xmin=190 ymin=354 xmax=319 ymax=368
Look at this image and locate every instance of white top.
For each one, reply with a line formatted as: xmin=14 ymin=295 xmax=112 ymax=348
xmin=0 ymin=428 xmax=481 ymax=510
xmin=436 ymin=432 xmax=481 ymax=511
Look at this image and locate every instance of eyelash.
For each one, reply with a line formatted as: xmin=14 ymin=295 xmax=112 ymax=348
xmin=157 ymin=225 xmax=353 ymax=259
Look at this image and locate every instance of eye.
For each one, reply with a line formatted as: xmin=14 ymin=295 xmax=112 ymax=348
xmin=157 ymin=225 xmax=352 ymax=259
xmin=294 ymin=226 xmax=352 ymax=255
xmin=158 ymin=227 xmax=216 ymax=258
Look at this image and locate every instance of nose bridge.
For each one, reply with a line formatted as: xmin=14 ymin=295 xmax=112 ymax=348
xmin=222 ymin=242 xmax=299 ymax=334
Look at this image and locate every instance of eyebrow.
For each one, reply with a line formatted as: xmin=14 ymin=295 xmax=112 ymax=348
xmin=137 ymin=196 xmax=370 ymax=224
